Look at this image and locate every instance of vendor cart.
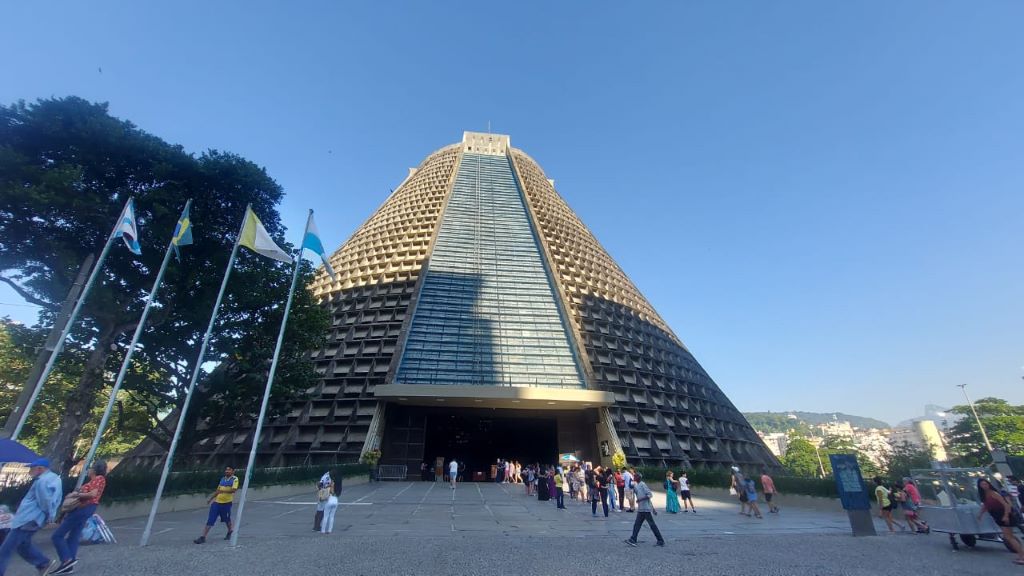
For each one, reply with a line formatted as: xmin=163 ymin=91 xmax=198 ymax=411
xmin=912 ymin=467 xmax=1014 ymax=551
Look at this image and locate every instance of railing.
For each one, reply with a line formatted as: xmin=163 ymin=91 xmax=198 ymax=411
xmin=376 ymin=465 xmax=408 ymax=481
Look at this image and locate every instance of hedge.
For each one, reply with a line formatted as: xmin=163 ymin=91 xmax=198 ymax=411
xmin=0 ymin=463 xmax=369 ymax=509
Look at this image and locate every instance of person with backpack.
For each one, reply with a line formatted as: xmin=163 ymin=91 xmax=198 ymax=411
xmin=873 ymin=476 xmax=905 ymax=533
xmin=730 ymin=466 xmax=748 ymax=516
xmin=614 ymin=469 xmax=626 ymax=511
xmin=320 ymin=472 xmax=342 ymax=534
xmin=313 ymin=471 xmax=332 ymax=531
xmin=901 ymin=477 xmax=929 ymax=534
xmin=49 ymin=460 xmax=108 ymax=575
xmin=622 ymin=468 xmax=636 ymax=512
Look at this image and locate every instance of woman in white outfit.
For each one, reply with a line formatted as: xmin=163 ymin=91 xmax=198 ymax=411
xmin=321 ymin=473 xmax=341 ymax=534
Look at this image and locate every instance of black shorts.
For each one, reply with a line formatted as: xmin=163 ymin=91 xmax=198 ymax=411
xmin=764 ymin=492 xmax=773 ymax=503
xmin=883 ymin=503 xmax=896 ymax=512
xmin=680 ymin=490 xmax=691 ymax=499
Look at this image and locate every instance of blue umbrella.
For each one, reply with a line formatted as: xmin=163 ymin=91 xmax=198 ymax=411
xmin=0 ymin=439 xmax=40 ymax=464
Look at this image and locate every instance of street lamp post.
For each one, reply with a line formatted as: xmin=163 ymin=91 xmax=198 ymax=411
xmin=957 ymin=383 xmax=993 ymax=452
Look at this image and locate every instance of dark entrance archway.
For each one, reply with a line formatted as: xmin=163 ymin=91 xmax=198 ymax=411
xmin=382 ymin=404 xmax=586 ymax=481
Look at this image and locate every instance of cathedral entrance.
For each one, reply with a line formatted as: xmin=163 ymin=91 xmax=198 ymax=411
xmin=380 ymin=404 xmax=599 ymax=480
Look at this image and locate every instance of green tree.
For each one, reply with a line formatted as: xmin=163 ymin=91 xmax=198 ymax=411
xmin=947 ymin=397 xmax=1024 ymax=467
xmin=884 ymin=441 xmax=933 ymax=481
xmin=783 ymin=437 xmax=825 ymax=477
xmin=0 ymin=97 xmax=328 ymax=469
xmin=819 ymin=435 xmax=880 ymax=477
xmin=0 ymin=320 xmax=153 ymax=457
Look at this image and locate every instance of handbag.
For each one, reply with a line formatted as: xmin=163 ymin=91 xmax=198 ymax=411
xmin=729 ymin=487 xmax=737 ymax=496
xmin=60 ymin=494 xmax=81 ymax=514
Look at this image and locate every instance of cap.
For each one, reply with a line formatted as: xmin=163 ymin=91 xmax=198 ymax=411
xmin=29 ymin=458 xmax=50 ymax=469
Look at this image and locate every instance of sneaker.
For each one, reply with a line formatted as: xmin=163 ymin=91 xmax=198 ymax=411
xmin=624 ymin=539 xmax=638 ymax=547
xmin=39 ymin=560 xmax=59 ymax=576
xmin=193 ymin=536 xmax=206 ymax=544
xmin=655 ymin=541 xmax=666 ymax=547
xmin=224 ymin=531 xmax=233 ymax=540
xmin=50 ymin=560 xmax=77 ymax=575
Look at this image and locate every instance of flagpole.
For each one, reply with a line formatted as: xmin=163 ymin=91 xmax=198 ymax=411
xmin=11 ymin=197 xmax=133 ymax=441
xmin=140 ymin=203 xmax=249 ymax=547
xmin=230 ymin=209 xmax=310 ymax=548
xmin=76 ymin=200 xmax=192 ymax=490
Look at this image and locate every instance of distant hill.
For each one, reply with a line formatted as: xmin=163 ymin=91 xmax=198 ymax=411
xmin=743 ymin=411 xmax=890 ymax=434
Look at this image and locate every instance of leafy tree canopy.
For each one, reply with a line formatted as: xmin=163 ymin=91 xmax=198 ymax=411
xmin=0 ymin=97 xmax=328 ymax=469
xmin=947 ymin=397 xmax=1024 ymax=467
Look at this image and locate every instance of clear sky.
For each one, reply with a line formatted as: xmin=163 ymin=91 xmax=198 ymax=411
xmin=2 ymin=1 xmax=1022 ymax=426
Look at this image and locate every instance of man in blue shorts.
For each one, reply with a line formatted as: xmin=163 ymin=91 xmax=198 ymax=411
xmin=194 ymin=466 xmax=238 ymax=543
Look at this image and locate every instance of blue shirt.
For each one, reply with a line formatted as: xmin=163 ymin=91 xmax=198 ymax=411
xmin=13 ymin=470 xmax=62 ymax=530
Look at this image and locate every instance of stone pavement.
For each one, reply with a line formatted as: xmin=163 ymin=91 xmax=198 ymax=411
xmin=3 ymin=481 xmax=1017 ymax=575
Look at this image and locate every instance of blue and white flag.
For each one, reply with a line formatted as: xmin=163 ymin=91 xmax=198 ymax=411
xmin=301 ymin=213 xmax=336 ymax=280
xmin=114 ymin=198 xmax=142 ymax=255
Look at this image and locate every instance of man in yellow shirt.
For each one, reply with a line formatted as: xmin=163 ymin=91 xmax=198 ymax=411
xmin=194 ymin=466 xmax=239 ymax=544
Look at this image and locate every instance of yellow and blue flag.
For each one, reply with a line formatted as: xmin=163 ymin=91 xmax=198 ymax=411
xmin=171 ymin=201 xmax=193 ymax=260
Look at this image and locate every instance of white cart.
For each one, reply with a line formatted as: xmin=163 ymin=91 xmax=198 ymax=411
xmin=912 ymin=467 xmax=1014 ymax=551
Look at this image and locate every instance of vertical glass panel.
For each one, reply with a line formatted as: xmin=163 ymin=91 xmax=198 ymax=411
xmin=396 ymin=153 xmax=585 ymax=388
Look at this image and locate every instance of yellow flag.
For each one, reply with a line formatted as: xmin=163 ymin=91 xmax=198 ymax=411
xmin=239 ymin=207 xmax=293 ymax=263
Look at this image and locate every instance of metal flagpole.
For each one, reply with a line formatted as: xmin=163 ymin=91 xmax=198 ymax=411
xmin=76 ymin=200 xmax=192 ymax=490
xmin=230 ymin=209 xmax=310 ymax=547
xmin=11 ymin=198 xmax=132 ymax=441
xmin=140 ymin=204 xmax=249 ymax=547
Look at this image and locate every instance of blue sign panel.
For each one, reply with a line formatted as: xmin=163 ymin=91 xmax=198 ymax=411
xmin=829 ymin=454 xmax=870 ymax=511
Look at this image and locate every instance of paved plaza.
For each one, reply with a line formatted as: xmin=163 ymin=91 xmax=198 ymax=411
xmin=4 ymin=481 xmax=1016 ymax=575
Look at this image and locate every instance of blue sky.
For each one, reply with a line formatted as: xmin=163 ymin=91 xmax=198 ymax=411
xmin=2 ymin=1 xmax=1022 ymax=425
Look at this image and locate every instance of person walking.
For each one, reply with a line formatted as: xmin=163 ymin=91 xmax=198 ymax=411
xmin=194 ymin=466 xmax=239 ymax=543
xmin=623 ymin=468 xmax=636 ymax=512
xmin=321 ymin=474 xmax=341 ymax=535
xmin=760 ymin=470 xmax=779 ymax=514
xmin=314 ymin=472 xmax=332 ymax=531
xmin=977 ymin=478 xmax=1024 ymax=565
xmin=448 ymin=458 xmax=458 ymax=489
xmin=576 ymin=466 xmax=587 ymax=503
xmin=744 ymin=478 xmax=763 ymax=519
xmin=730 ymin=466 xmax=748 ymax=516
xmin=625 ymin=472 xmax=665 ymax=547
xmin=525 ymin=465 xmax=535 ymax=496
xmin=901 ymin=477 xmax=929 ymax=534
xmin=664 ymin=471 xmax=680 ymax=513
xmin=872 ymin=476 xmax=904 ymax=533
xmin=678 ymin=471 xmax=696 ymax=513
xmin=568 ymin=465 xmax=579 ymax=502
xmin=0 ymin=458 xmax=61 ymax=575
xmin=49 ymin=460 xmax=108 ymax=575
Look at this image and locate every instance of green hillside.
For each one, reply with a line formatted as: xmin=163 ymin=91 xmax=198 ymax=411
xmin=744 ymin=411 xmax=889 ymax=434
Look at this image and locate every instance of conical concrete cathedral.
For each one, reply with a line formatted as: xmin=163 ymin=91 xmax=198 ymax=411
xmin=199 ymin=132 xmax=778 ymax=473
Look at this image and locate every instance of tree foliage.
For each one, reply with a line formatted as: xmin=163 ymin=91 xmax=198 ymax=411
xmin=783 ymin=437 xmax=824 ymax=477
xmin=947 ymin=397 xmax=1024 ymax=467
xmin=884 ymin=441 xmax=933 ymax=482
xmin=0 ymin=97 xmax=328 ymax=468
xmin=0 ymin=320 xmax=153 ymax=457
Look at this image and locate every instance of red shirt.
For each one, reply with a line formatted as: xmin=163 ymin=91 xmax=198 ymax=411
xmin=761 ymin=474 xmax=776 ymax=494
xmin=983 ymin=491 xmax=1006 ymax=516
xmin=79 ymin=475 xmax=106 ymax=505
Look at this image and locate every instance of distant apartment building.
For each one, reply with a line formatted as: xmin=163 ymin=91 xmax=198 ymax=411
xmin=889 ymin=420 xmax=948 ymax=462
xmin=817 ymin=420 xmax=855 ymax=439
xmin=759 ymin=432 xmax=790 ymax=458
xmin=853 ymin=428 xmax=892 ymax=467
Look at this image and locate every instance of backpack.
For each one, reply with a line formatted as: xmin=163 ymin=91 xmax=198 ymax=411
xmin=80 ymin=514 xmax=115 ymax=544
